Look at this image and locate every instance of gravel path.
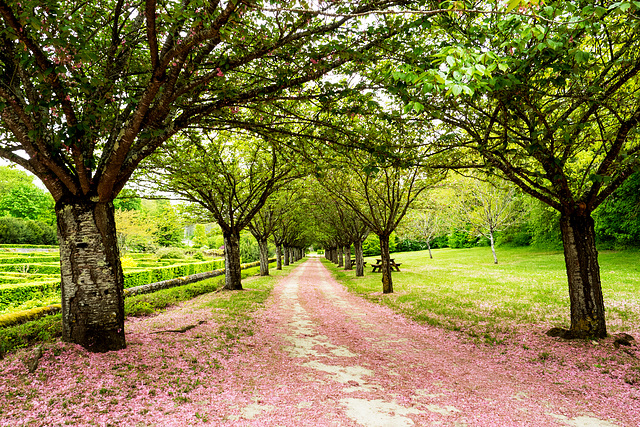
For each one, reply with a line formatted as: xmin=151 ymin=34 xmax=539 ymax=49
xmin=1 ymin=256 xmax=637 ymax=426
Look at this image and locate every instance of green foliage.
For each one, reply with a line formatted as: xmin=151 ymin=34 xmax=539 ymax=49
xmin=448 ymin=228 xmax=480 ymax=249
xmin=113 ymin=189 xmax=142 ymax=211
xmin=153 ymin=203 xmax=184 ymax=248
xmin=594 ymin=172 xmax=640 ymax=249
xmin=362 ymin=233 xmax=398 ymax=256
xmin=0 ymin=184 xmax=55 ymax=224
xmin=0 ymin=217 xmax=57 ymax=246
xmin=155 ymin=247 xmax=185 ymax=260
xmin=192 ymin=224 xmax=208 ymax=248
xmin=239 ymin=233 xmax=260 ymax=263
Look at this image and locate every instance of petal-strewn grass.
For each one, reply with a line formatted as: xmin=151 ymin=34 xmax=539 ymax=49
xmin=329 ymin=247 xmax=640 ymax=341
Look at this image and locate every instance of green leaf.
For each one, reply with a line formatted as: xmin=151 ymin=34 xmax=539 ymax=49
xmin=506 ymin=0 xmax=521 ymax=13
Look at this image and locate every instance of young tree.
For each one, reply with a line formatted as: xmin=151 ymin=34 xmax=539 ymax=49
xmin=0 ymin=0 xmax=413 ymax=351
xmin=452 ymin=176 xmax=521 ymax=264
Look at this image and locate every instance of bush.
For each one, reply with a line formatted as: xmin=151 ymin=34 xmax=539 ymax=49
xmin=155 ymin=247 xmax=185 ymax=259
xmin=362 ymin=233 xmax=398 ymax=256
xmin=0 ymin=217 xmax=57 ymax=245
xmin=448 ymin=228 xmax=480 ymax=248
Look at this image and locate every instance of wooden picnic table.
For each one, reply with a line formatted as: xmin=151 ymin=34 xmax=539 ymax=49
xmin=371 ymin=258 xmax=402 ymax=272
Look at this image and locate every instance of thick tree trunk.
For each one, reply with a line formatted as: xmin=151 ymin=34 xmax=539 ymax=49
xmin=379 ymin=234 xmax=393 ymax=294
xmin=223 ymin=231 xmax=243 ymax=290
xmin=559 ymin=211 xmax=606 ymax=338
xmin=354 ymin=240 xmax=365 ymax=277
xmin=489 ymin=232 xmax=498 ymax=264
xmin=284 ymin=246 xmax=290 ymax=266
xmin=337 ymin=246 xmax=344 ymax=267
xmin=258 ymin=239 xmax=269 ymax=276
xmin=344 ymin=245 xmax=352 ymax=271
xmin=56 ymin=199 xmax=125 ymax=352
xmin=276 ymin=244 xmax=282 ymax=270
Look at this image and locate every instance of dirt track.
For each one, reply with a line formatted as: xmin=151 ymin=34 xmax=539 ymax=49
xmin=218 ymin=257 xmax=627 ymax=426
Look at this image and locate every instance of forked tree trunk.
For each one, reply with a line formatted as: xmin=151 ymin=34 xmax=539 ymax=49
xmin=354 ymin=240 xmax=365 ymax=277
xmin=56 ymin=199 xmax=125 ymax=352
xmin=223 ymin=231 xmax=243 ymax=290
xmin=284 ymin=246 xmax=290 ymax=266
xmin=344 ymin=244 xmax=352 ymax=271
xmin=489 ymin=232 xmax=498 ymax=264
xmin=379 ymin=234 xmax=393 ymax=294
xmin=276 ymin=244 xmax=282 ymax=270
xmin=258 ymin=239 xmax=269 ymax=276
xmin=337 ymin=246 xmax=344 ymax=267
xmin=559 ymin=211 xmax=606 ymax=338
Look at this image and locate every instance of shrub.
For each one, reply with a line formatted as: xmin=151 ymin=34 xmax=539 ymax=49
xmin=0 ymin=217 xmax=58 ymax=245
xmin=155 ymin=247 xmax=185 ymax=259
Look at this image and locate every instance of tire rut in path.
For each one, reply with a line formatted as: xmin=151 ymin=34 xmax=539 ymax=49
xmin=224 ymin=257 xmax=624 ymax=426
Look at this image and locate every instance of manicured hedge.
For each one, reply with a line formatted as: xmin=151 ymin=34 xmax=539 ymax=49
xmin=0 ymin=259 xmax=226 ymax=311
xmin=0 ymin=255 xmax=59 ymax=264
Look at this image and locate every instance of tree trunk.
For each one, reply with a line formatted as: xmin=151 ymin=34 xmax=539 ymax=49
xmin=379 ymin=234 xmax=393 ymax=294
xmin=354 ymin=240 xmax=365 ymax=277
xmin=56 ymin=199 xmax=125 ymax=352
xmin=276 ymin=244 xmax=282 ymax=270
xmin=344 ymin=244 xmax=352 ymax=271
xmin=284 ymin=246 xmax=290 ymax=266
xmin=337 ymin=246 xmax=344 ymax=267
xmin=489 ymin=232 xmax=498 ymax=264
xmin=258 ymin=239 xmax=269 ymax=276
xmin=559 ymin=211 xmax=606 ymax=338
xmin=427 ymin=240 xmax=433 ymax=259
xmin=223 ymin=231 xmax=243 ymax=290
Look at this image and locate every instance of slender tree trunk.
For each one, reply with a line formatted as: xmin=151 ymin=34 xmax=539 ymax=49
xmin=223 ymin=231 xmax=243 ymax=290
xmin=427 ymin=240 xmax=433 ymax=259
xmin=258 ymin=239 xmax=269 ymax=276
xmin=489 ymin=232 xmax=498 ymax=264
xmin=284 ymin=246 xmax=290 ymax=266
xmin=354 ymin=240 xmax=365 ymax=277
xmin=344 ymin=244 xmax=352 ymax=271
xmin=56 ymin=199 xmax=125 ymax=352
xmin=276 ymin=243 xmax=282 ymax=270
xmin=379 ymin=234 xmax=393 ymax=294
xmin=337 ymin=246 xmax=344 ymax=267
xmin=559 ymin=211 xmax=606 ymax=338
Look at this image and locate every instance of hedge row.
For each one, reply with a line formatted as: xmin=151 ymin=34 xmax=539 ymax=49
xmin=0 ymin=255 xmax=59 ymax=264
xmin=1 ymin=258 xmax=275 ymax=328
xmin=0 ymin=259 xmax=225 ymax=311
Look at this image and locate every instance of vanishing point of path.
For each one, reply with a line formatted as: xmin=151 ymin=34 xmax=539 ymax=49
xmin=2 ymin=256 xmax=638 ymax=426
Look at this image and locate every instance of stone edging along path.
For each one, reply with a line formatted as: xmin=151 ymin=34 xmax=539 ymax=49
xmin=0 ymin=256 xmax=638 ymax=426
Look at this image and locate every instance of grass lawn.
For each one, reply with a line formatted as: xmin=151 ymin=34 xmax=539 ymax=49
xmin=325 ymin=246 xmax=640 ymax=343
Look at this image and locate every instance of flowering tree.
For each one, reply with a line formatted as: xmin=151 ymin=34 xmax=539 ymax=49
xmin=0 ymin=0 xmax=416 ymax=351
xmin=384 ymin=1 xmax=640 ymax=338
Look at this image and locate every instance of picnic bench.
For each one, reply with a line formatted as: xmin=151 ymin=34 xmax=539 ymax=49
xmin=371 ymin=258 xmax=402 ymax=272
xmin=350 ymin=260 xmax=367 ymax=267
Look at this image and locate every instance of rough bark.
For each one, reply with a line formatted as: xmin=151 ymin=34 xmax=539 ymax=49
xmin=379 ymin=234 xmax=393 ymax=294
xmin=559 ymin=211 xmax=607 ymax=338
xmin=223 ymin=231 xmax=243 ymax=290
xmin=276 ymin=244 xmax=282 ymax=270
xmin=344 ymin=245 xmax=352 ymax=271
xmin=258 ymin=239 xmax=269 ymax=276
xmin=337 ymin=246 xmax=344 ymax=267
xmin=283 ymin=246 xmax=290 ymax=266
xmin=354 ymin=240 xmax=365 ymax=277
xmin=56 ymin=199 xmax=125 ymax=352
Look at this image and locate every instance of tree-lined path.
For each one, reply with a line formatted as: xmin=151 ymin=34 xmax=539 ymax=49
xmin=2 ymin=257 xmax=638 ymax=426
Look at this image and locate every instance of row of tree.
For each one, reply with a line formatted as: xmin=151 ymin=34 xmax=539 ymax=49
xmin=1 ymin=1 xmax=638 ymax=351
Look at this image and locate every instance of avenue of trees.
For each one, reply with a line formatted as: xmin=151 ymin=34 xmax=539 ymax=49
xmin=1 ymin=0 xmax=639 ymax=350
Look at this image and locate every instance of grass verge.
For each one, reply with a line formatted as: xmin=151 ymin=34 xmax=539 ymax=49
xmin=323 ymin=247 xmax=640 ymax=344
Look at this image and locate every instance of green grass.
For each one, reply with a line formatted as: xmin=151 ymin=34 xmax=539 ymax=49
xmin=325 ymin=247 xmax=640 ymax=340
xmin=0 ymin=262 xmax=289 ymax=358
